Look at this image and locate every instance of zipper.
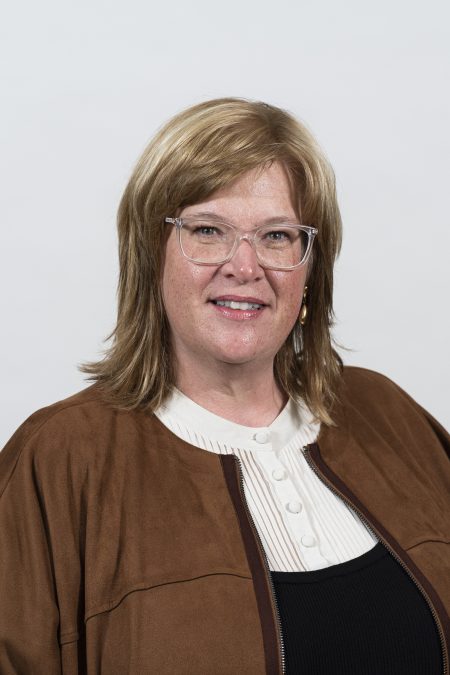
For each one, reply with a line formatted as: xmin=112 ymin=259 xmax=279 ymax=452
xmin=233 ymin=455 xmax=286 ymax=675
xmin=303 ymin=444 xmax=448 ymax=675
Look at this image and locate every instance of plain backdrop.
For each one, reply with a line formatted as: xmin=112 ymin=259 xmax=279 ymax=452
xmin=1 ymin=0 xmax=449 ymax=448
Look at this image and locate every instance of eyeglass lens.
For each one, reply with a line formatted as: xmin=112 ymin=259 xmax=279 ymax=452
xmin=180 ymin=220 xmax=310 ymax=268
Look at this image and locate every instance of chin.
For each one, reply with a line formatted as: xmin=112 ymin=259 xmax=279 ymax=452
xmin=219 ymin=355 xmax=258 ymax=366
xmin=214 ymin=346 xmax=271 ymax=366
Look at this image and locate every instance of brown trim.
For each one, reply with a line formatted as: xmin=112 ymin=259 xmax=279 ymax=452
xmin=220 ymin=455 xmax=282 ymax=675
xmin=308 ymin=442 xmax=449 ymax=672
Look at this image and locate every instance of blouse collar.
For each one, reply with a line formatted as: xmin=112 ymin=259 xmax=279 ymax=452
xmin=155 ymin=388 xmax=320 ymax=453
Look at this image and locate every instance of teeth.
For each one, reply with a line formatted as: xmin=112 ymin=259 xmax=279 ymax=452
xmin=215 ymin=300 xmax=262 ymax=310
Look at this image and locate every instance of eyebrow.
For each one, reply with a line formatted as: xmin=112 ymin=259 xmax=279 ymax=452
xmin=183 ymin=210 xmax=300 ymax=226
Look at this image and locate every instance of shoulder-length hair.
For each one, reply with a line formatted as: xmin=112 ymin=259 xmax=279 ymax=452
xmin=81 ymin=98 xmax=343 ymax=425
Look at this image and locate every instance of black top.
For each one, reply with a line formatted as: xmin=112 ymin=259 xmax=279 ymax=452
xmin=270 ymin=543 xmax=442 ymax=674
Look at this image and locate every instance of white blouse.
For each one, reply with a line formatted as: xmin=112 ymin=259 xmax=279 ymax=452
xmin=155 ymin=390 xmax=377 ymax=572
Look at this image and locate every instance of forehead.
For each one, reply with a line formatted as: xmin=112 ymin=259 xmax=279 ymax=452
xmin=181 ymin=162 xmax=298 ymax=222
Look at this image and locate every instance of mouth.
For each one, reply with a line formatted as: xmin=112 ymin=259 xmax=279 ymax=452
xmin=212 ymin=299 xmax=264 ymax=311
xmin=209 ymin=296 xmax=267 ymax=320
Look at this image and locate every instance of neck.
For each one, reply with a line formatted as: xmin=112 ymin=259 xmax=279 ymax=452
xmin=175 ymin=358 xmax=286 ymax=427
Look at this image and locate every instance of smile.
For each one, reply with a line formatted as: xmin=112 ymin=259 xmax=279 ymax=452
xmin=213 ymin=300 xmax=263 ymax=310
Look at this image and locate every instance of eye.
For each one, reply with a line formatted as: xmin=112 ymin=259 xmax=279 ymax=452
xmin=261 ymin=227 xmax=296 ymax=246
xmin=265 ymin=230 xmax=290 ymax=241
xmin=193 ymin=225 xmax=221 ymax=237
xmin=186 ymin=221 xmax=230 ymax=240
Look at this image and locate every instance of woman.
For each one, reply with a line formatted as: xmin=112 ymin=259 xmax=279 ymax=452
xmin=0 ymin=98 xmax=448 ymax=674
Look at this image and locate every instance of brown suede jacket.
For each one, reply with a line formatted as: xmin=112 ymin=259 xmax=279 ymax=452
xmin=0 ymin=367 xmax=449 ymax=674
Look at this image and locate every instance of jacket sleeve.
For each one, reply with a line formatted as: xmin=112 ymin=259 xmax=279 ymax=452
xmin=0 ymin=412 xmax=84 ymax=674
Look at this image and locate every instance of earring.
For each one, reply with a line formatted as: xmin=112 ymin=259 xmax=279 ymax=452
xmin=299 ymin=286 xmax=308 ymax=325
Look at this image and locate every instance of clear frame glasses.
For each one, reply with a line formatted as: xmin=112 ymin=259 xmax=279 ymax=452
xmin=165 ymin=217 xmax=318 ymax=270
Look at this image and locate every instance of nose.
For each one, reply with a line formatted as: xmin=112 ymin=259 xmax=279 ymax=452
xmin=221 ymin=237 xmax=264 ymax=283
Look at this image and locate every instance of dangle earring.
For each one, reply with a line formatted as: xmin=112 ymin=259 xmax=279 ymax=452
xmin=299 ymin=286 xmax=308 ymax=325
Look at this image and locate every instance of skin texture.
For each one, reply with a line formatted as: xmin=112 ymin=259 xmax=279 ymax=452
xmin=162 ymin=162 xmax=308 ymax=426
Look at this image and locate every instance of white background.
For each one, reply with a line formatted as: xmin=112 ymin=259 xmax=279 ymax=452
xmin=1 ymin=0 xmax=449 ymax=448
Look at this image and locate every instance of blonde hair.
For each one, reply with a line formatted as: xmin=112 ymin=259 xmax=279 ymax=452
xmin=81 ymin=98 xmax=343 ymax=424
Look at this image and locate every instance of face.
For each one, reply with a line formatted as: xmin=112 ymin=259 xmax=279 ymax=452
xmin=161 ymin=162 xmax=309 ymax=377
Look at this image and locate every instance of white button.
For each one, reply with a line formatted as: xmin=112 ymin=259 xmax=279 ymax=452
xmin=286 ymin=501 xmax=302 ymax=514
xmin=301 ymin=534 xmax=316 ymax=547
xmin=272 ymin=468 xmax=287 ymax=481
xmin=253 ymin=431 xmax=269 ymax=444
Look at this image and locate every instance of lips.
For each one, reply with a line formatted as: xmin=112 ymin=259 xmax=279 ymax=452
xmin=215 ymin=300 xmax=262 ymax=310
xmin=211 ymin=295 xmax=267 ymax=311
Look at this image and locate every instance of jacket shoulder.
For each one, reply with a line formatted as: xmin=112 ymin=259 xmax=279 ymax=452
xmin=0 ymin=384 xmax=124 ymax=498
xmin=337 ymin=366 xmax=448 ymax=449
xmin=341 ymin=365 xmax=406 ymax=392
xmin=340 ymin=366 xmax=421 ymax=409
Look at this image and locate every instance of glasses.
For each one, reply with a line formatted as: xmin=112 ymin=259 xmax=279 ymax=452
xmin=165 ymin=217 xmax=318 ymax=270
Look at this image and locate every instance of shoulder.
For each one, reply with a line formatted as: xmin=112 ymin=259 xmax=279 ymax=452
xmin=339 ymin=366 xmax=422 ymax=412
xmin=341 ymin=365 xmax=407 ymax=393
xmin=334 ymin=366 xmax=448 ymax=451
xmin=1 ymin=385 xmax=110 ymax=457
xmin=0 ymin=385 xmax=153 ymax=498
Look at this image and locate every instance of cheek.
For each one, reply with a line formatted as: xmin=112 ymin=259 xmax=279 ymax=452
xmin=270 ymin=270 xmax=306 ymax=315
xmin=169 ymin=263 xmax=212 ymax=299
xmin=162 ymin=248 xmax=214 ymax=322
